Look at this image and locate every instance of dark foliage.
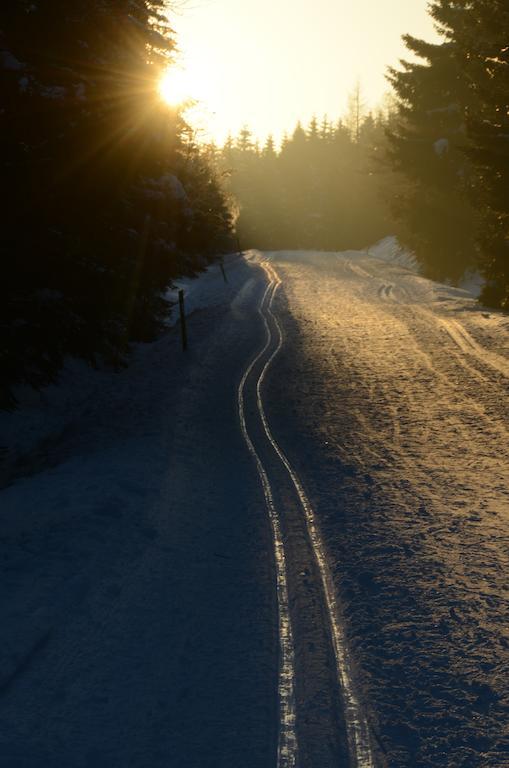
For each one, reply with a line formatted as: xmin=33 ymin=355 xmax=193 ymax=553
xmin=388 ymin=0 xmax=509 ymax=302
xmin=0 ymin=0 xmax=233 ymax=407
xmin=457 ymin=0 xmax=509 ymax=308
xmin=387 ymin=22 xmax=478 ymax=281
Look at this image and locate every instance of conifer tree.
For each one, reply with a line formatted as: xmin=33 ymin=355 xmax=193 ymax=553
xmin=459 ymin=1 xmax=509 ymax=306
xmin=387 ymin=0 xmax=509 ymax=297
xmin=387 ymin=25 xmax=479 ymax=281
xmin=1 ymin=0 xmax=233 ymax=407
xmin=218 ymin=111 xmax=392 ymax=252
xmin=308 ymin=116 xmax=319 ymax=142
xmin=320 ymin=117 xmax=331 ymax=142
xmin=263 ymin=135 xmax=277 ymax=158
xmin=346 ymin=82 xmax=365 ymax=145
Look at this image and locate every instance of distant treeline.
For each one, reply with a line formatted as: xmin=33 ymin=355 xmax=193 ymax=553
xmin=219 ymin=0 xmax=509 ymax=310
xmin=215 ymin=106 xmax=393 ymax=253
xmin=1 ymin=1 xmax=233 ymax=408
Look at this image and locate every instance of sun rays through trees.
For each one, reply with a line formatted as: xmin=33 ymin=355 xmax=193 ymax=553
xmin=0 ymin=1 xmax=233 ymax=408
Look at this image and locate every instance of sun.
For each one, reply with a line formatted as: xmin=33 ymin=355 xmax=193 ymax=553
xmin=159 ymin=67 xmax=195 ymax=107
xmin=158 ymin=60 xmax=217 ymax=138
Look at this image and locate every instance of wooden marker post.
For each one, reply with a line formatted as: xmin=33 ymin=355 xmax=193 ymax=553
xmin=178 ymin=289 xmax=188 ymax=352
xmin=220 ymin=259 xmax=228 ymax=284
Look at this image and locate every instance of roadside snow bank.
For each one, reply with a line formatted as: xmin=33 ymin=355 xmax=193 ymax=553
xmin=0 ymin=253 xmax=244 ymax=483
xmin=165 ymin=252 xmax=244 ymax=326
xmin=366 ymin=236 xmax=419 ymax=272
xmin=458 ymin=269 xmax=484 ymax=299
xmin=365 ymin=236 xmax=485 ymax=299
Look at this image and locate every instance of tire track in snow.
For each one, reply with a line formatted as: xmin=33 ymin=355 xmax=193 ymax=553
xmin=407 ymin=305 xmax=509 ymax=395
xmin=258 ymin=260 xmax=375 ymax=768
xmin=376 ymin=284 xmax=393 ymax=300
xmin=438 ymin=316 xmax=509 ymax=379
xmin=238 ymin=277 xmax=298 ymax=768
xmin=273 ymin=251 xmax=509 ymax=766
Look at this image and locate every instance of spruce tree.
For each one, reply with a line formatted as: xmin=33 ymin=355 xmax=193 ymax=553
xmin=1 ymin=1 xmax=233 ymax=407
xmin=219 ymin=111 xmax=392 ymax=252
xmin=387 ymin=25 xmax=479 ymax=281
xmin=460 ymin=1 xmax=509 ymax=307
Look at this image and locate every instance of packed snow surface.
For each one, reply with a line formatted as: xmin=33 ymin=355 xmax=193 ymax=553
xmin=1 ymin=244 xmax=508 ymax=766
xmin=263 ymin=247 xmax=509 ymax=766
xmin=0 ymin=256 xmax=277 ymax=767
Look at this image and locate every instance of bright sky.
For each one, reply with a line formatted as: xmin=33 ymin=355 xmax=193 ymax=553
xmin=168 ymin=0 xmax=439 ymax=145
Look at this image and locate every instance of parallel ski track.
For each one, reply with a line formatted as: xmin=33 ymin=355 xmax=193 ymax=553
xmin=238 ymin=277 xmax=298 ymax=768
xmin=239 ymin=258 xmax=375 ymax=768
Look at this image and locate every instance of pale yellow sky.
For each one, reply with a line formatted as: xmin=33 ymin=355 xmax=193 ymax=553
xmin=168 ymin=0 xmax=439 ymax=144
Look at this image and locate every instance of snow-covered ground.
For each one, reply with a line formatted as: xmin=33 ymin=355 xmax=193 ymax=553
xmin=366 ymin=236 xmax=419 ymax=273
xmin=366 ymin=235 xmax=485 ymax=298
xmin=1 ymin=243 xmax=508 ymax=767
xmin=264 ymin=248 xmax=509 ymax=766
xmin=0 ymin=256 xmax=278 ymax=767
xmin=0 ymin=254 xmax=242 ymax=475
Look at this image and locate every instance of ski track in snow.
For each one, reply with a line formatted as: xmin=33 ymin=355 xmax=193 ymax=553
xmin=239 ymin=259 xmax=375 ymax=767
xmin=259 ymin=262 xmax=375 ymax=768
xmin=2 ymin=243 xmax=509 ymax=767
xmin=238 ymin=276 xmax=298 ymax=768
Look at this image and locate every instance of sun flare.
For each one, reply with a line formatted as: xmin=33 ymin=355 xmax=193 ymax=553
xmin=159 ymin=68 xmax=193 ymax=107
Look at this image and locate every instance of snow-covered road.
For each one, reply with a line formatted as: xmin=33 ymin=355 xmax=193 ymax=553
xmin=239 ymin=260 xmax=374 ymax=768
xmin=262 ymin=249 xmax=509 ymax=767
xmin=1 ymin=246 xmax=508 ymax=767
xmin=0 ymin=258 xmax=278 ymax=767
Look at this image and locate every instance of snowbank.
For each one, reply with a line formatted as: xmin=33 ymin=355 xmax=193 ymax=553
xmin=366 ymin=236 xmax=419 ymax=272
xmin=0 ymin=253 xmax=244 ymax=483
xmin=365 ymin=236 xmax=485 ymax=299
xmin=165 ymin=252 xmax=243 ymax=326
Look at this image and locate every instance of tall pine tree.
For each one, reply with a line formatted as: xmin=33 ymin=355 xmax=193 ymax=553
xmin=458 ymin=0 xmax=509 ymax=306
xmin=387 ymin=22 xmax=479 ymax=281
xmin=0 ymin=1 xmax=233 ymax=407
